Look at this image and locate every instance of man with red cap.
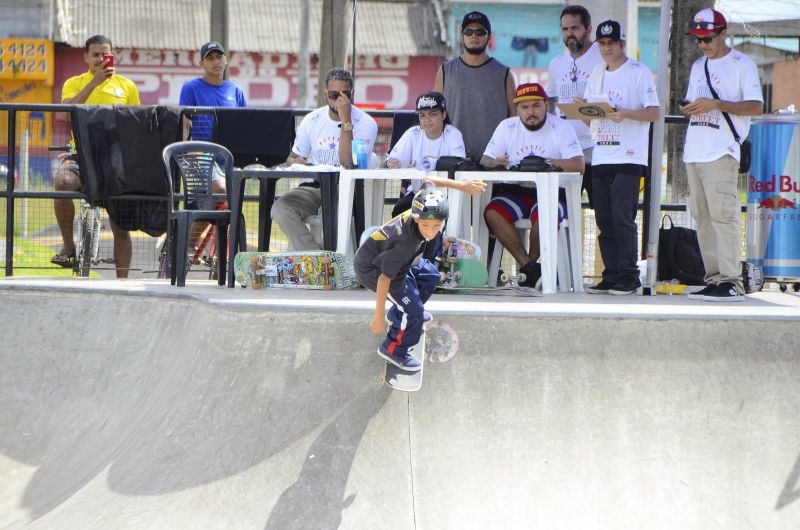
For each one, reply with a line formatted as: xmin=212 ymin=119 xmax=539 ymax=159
xmin=480 ymin=82 xmax=584 ymax=287
xmin=680 ymin=8 xmax=763 ymax=302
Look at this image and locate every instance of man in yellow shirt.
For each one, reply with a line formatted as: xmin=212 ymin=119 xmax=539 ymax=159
xmin=51 ymin=34 xmax=140 ymax=278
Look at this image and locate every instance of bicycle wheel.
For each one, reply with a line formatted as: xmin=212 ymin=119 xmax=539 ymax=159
xmin=76 ymin=205 xmax=96 ymax=277
xmin=157 ymin=235 xmax=170 ymax=279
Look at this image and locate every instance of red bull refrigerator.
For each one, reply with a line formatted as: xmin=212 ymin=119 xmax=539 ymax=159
xmin=746 ymin=114 xmax=800 ymax=287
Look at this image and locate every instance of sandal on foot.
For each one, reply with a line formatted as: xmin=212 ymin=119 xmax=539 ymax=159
xmin=51 ymin=248 xmax=76 ymax=267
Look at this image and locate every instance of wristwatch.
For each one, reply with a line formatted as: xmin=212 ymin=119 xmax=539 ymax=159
xmin=340 ymin=122 xmax=354 ymax=132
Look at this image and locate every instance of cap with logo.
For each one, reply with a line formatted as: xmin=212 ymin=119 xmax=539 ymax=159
xmin=688 ymin=8 xmax=727 ymax=37
xmin=595 ymin=20 xmax=626 ymax=41
xmin=512 ymin=83 xmax=548 ymax=104
xmin=461 ymin=11 xmax=491 ymax=33
xmin=416 ymin=91 xmax=446 ymax=112
xmin=200 ymin=41 xmax=226 ymax=59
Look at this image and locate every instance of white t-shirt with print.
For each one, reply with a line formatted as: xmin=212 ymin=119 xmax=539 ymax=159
xmin=682 ymin=48 xmax=763 ymax=163
xmin=546 ymin=42 xmax=603 ymax=150
xmin=483 ymin=114 xmax=582 ymax=184
xmin=291 ymin=105 xmax=378 ymax=165
xmin=583 ymin=59 xmax=660 ymax=166
xmin=388 ymin=124 xmax=466 ymax=193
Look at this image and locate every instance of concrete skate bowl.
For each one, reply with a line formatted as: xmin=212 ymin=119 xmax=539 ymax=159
xmin=2 ymin=286 xmax=800 ymax=529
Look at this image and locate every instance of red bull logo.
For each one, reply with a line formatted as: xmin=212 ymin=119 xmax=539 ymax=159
xmin=749 ymin=174 xmax=800 ymax=193
xmin=756 ymin=194 xmax=797 ymax=211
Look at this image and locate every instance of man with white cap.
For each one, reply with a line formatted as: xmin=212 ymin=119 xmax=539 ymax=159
xmin=680 ymin=8 xmax=763 ymax=302
xmin=577 ymin=19 xmax=660 ymax=296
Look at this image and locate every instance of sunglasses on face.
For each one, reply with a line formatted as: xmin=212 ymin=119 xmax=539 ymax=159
xmin=690 ymin=21 xmax=717 ymax=30
xmin=695 ymin=34 xmax=718 ymax=44
xmin=327 ymin=90 xmax=352 ymax=100
xmin=462 ymin=28 xmax=488 ymax=37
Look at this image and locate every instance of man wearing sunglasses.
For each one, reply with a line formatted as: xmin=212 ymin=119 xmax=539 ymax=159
xmin=271 ymin=68 xmax=378 ymax=250
xmin=680 ymin=9 xmax=763 ymax=302
xmin=433 ymin=11 xmax=516 ymax=162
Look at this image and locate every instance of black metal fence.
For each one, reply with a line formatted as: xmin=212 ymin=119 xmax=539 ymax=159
xmin=2 ymin=102 xmax=717 ymax=281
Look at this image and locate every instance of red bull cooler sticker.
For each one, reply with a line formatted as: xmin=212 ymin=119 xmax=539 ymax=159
xmin=746 ymin=116 xmax=800 ymax=278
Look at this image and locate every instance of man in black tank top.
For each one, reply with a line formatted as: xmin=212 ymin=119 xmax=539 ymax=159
xmin=433 ymin=11 xmax=516 ymax=161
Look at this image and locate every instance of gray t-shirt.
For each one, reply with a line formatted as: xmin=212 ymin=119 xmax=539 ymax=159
xmin=442 ymin=57 xmax=511 ymax=161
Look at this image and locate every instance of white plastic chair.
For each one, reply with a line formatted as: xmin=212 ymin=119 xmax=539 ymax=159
xmin=487 ymin=219 xmax=573 ymax=291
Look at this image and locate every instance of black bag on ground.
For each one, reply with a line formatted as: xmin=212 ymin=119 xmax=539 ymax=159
xmin=657 ymin=215 xmax=706 ymax=285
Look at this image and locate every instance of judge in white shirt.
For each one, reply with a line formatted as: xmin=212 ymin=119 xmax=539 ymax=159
xmin=577 ymin=20 xmax=660 ymax=296
xmin=679 ymin=9 xmax=762 ymax=302
xmin=480 ymin=82 xmax=584 ymax=288
xmin=271 ymin=68 xmax=378 ymax=251
xmin=385 ymin=91 xmax=485 ymax=217
xmin=546 ymin=4 xmax=603 ymax=207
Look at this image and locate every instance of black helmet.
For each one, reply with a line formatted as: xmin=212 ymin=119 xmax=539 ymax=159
xmin=411 ymin=188 xmax=449 ymax=220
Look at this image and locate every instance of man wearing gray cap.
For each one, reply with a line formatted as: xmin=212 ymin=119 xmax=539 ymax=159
xmin=433 ymin=11 xmax=516 ymax=162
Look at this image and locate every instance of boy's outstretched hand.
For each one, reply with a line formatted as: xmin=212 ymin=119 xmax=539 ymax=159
xmin=457 ymin=179 xmax=487 ymax=195
xmin=369 ymin=312 xmax=385 ymax=334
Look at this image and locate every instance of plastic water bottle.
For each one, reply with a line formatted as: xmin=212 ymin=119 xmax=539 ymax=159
xmin=356 ymin=142 xmax=370 ymax=169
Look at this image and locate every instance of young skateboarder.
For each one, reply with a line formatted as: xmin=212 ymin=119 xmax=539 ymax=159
xmin=355 ymin=188 xmax=449 ymax=371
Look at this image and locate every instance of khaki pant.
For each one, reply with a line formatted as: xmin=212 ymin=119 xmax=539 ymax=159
xmin=686 ymin=156 xmax=743 ymax=293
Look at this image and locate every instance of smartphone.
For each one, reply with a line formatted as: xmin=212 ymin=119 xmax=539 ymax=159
xmin=102 ymin=52 xmax=114 ymax=68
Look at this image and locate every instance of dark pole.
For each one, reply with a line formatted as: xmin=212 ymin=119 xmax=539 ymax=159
xmin=351 ymin=0 xmax=358 ymax=84
xmin=210 ymin=0 xmax=229 ymax=80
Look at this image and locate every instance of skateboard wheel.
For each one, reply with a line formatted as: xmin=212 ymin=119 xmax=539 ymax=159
xmin=518 ymin=273 xmax=527 ymax=283
xmin=499 ymin=272 xmax=509 ymax=283
xmin=454 ymin=271 xmax=462 ymax=280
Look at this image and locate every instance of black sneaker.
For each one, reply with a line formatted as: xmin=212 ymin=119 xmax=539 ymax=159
xmin=687 ymin=284 xmax=715 ymax=300
xmin=586 ymin=279 xmax=614 ymax=294
xmin=703 ymin=282 xmax=744 ymax=302
xmin=519 ymin=261 xmax=541 ymax=288
xmin=609 ymin=279 xmax=641 ymax=295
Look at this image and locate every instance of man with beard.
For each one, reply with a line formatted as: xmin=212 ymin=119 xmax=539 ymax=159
xmin=480 ymin=83 xmax=584 ymax=287
xmin=433 ymin=11 xmax=516 ymax=161
xmin=577 ymin=20 xmax=660 ymax=296
xmin=546 ymin=5 xmax=602 ymax=207
xmin=271 ymin=68 xmax=378 ymax=250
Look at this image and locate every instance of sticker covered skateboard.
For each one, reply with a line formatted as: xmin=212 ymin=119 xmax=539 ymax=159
xmin=233 ymin=251 xmax=359 ymax=289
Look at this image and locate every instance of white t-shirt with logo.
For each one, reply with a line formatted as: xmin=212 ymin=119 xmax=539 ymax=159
xmin=291 ymin=105 xmax=378 ymax=165
xmin=583 ymin=59 xmax=660 ymax=166
xmin=483 ymin=114 xmax=582 ymax=183
xmin=682 ymin=48 xmax=763 ymax=163
xmin=388 ymin=124 xmax=466 ymax=193
xmin=546 ymin=42 xmax=603 ymax=150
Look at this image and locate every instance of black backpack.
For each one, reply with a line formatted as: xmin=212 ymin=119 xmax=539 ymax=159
xmin=657 ymin=215 xmax=706 ymax=285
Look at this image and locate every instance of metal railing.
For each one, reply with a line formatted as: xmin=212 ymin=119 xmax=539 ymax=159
xmin=2 ymin=102 xmax=704 ymax=280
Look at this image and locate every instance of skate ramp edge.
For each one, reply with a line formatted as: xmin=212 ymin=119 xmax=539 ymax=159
xmin=1 ymin=287 xmax=800 ymax=529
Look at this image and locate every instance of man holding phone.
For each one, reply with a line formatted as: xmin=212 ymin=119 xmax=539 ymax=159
xmin=51 ymin=34 xmax=140 ymax=277
xmin=270 ymin=68 xmax=377 ymax=251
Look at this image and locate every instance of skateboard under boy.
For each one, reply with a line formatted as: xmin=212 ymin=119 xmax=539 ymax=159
xmin=233 ymin=251 xmax=359 ymax=289
xmin=382 ymin=323 xmax=427 ymax=392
